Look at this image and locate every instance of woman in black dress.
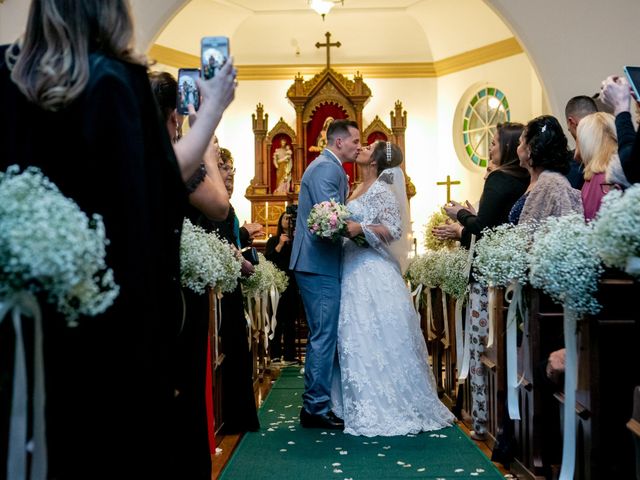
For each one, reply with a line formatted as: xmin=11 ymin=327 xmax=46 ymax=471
xmin=0 ymin=1 xmax=235 ymax=477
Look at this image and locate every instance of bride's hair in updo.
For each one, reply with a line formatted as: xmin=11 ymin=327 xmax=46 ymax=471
xmin=371 ymin=141 xmax=403 ymax=175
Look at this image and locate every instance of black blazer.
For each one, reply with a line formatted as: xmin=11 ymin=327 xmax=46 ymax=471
xmin=0 ymin=46 xmax=187 ymax=477
xmin=615 ymin=111 xmax=640 ymax=184
xmin=457 ymin=170 xmax=529 ymax=249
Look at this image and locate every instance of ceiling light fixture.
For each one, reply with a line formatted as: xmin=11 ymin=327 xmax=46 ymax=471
xmin=309 ymin=0 xmax=344 ymax=21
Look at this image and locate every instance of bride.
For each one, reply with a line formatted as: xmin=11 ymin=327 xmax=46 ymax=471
xmin=331 ymin=141 xmax=455 ymax=436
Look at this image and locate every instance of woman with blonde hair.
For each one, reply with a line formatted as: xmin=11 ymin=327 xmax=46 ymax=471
xmin=577 ymin=112 xmax=630 ymax=220
xmin=0 ymin=0 xmax=235 ymax=477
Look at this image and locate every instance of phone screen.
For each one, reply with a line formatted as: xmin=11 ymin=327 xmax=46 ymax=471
xmin=624 ymin=66 xmax=640 ymax=100
xmin=201 ymin=36 xmax=230 ymax=80
xmin=177 ymin=68 xmax=200 ymax=115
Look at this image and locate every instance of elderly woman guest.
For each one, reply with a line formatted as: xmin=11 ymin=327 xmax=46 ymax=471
xmin=576 ymin=112 xmax=630 ymax=221
xmin=509 ymin=115 xmax=583 ymax=225
xmin=0 ymin=0 xmax=236 ymax=477
xmin=433 ymin=123 xmax=528 ymax=444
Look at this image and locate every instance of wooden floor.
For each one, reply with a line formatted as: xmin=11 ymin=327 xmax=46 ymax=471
xmin=210 ymin=365 xmax=510 ymax=479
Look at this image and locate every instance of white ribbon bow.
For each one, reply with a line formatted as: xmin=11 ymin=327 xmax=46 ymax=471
xmin=0 ymin=291 xmax=48 ymax=480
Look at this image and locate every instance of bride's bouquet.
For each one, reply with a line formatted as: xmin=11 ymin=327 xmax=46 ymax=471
xmin=0 ymin=165 xmax=120 ymax=325
xmin=307 ymin=198 xmax=367 ymax=246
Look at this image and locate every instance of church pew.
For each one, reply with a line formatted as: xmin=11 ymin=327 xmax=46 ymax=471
xmin=442 ymin=293 xmax=458 ymax=407
xmin=629 ymin=386 xmax=640 ymax=480
xmin=511 ymin=287 xmax=564 ymax=480
xmin=567 ymin=277 xmax=638 ymax=479
xmin=209 ymin=289 xmax=225 ymax=436
xmin=480 ymin=287 xmax=507 ymax=450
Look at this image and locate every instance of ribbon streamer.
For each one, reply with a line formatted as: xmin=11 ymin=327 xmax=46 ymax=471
xmin=559 ymin=307 xmax=579 ymax=480
xmin=0 ymin=292 xmax=48 ymax=480
xmin=486 ymin=287 xmax=496 ymax=348
xmin=504 ymin=281 xmax=523 ymax=420
xmin=440 ymin=290 xmax=450 ymax=348
xmin=626 ymin=256 xmax=640 ymax=276
xmin=457 ymin=297 xmax=472 ymax=383
xmin=268 ymin=285 xmax=280 ymax=341
xmin=411 ymin=284 xmax=423 ymax=315
xmin=424 ymin=288 xmax=436 ymax=340
xmin=261 ymin=290 xmax=269 ymax=350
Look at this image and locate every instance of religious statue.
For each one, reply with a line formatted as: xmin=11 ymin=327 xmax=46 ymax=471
xmin=273 ymin=138 xmax=293 ymax=193
xmin=308 ymin=116 xmax=334 ymax=152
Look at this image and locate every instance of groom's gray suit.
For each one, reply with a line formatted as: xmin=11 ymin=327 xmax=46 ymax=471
xmin=291 ymin=148 xmax=349 ymax=415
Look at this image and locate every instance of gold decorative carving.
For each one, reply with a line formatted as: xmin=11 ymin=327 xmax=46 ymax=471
xmin=363 ymin=115 xmax=392 ymax=140
xmin=266 ymin=118 xmax=297 ymax=144
xmin=287 ymin=68 xmax=371 ymax=99
xmin=149 ymin=38 xmax=523 ymax=80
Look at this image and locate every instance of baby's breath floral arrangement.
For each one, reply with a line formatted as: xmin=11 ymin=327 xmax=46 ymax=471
xmin=0 ymin=165 xmax=119 ymax=325
xmin=242 ymin=253 xmax=289 ymax=297
xmin=529 ymin=214 xmax=603 ymax=316
xmin=590 ymin=184 xmax=640 ymax=275
xmin=423 ymin=208 xmax=457 ymax=251
xmin=180 ymin=219 xmax=242 ymax=295
xmin=439 ymin=247 xmax=470 ymax=299
xmin=473 ymin=223 xmax=536 ymax=288
xmin=405 ymin=250 xmax=444 ymax=289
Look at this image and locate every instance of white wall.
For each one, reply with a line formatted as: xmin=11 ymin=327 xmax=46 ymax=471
xmin=485 ymin=0 xmax=640 ymax=121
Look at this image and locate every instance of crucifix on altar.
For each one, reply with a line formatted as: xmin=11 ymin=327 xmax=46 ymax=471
xmin=316 ymin=32 xmax=341 ymax=68
xmin=436 ymin=175 xmax=461 ymax=203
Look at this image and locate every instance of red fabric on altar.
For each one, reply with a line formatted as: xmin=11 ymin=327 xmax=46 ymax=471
xmin=305 ymin=103 xmax=354 ymax=188
xmin=206 ymin=336 xmax=215 ymax=453
xmin=269 ymin=133 xmax=292 ymax=193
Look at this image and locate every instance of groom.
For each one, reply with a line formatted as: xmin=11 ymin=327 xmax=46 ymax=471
xmin=290 ymin=119 xmax=361 ymax=429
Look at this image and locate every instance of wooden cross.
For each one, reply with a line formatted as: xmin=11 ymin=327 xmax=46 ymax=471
xmin=315 ymin=32 xmax=341 ymax=69
xmin=436 ymin=175 xmax=461 ymax=203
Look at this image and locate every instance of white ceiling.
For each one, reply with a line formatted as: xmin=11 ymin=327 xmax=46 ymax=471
xmin=154 ymin=0 xmax=514 ymax=64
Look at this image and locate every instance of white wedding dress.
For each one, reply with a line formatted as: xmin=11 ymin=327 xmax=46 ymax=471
xmin=331 ymin=169 xmax=455 ymax=436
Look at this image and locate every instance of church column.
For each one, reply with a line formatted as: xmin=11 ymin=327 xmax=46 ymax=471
xmin=250 ymin=103 xmax=269 ymax=194
xmin=390 ymin=100 xmax=407 ymax=159
xmin=293 ymin=104 xmax=305 ymax=194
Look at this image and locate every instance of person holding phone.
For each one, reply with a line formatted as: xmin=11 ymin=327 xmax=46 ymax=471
xmin=600 ymin=74 xmax=640 ymax=183
xmin=266 ymin=211 xmax=300 ymax=364
xmin=0 ymin=1 xmax=236 ymax=478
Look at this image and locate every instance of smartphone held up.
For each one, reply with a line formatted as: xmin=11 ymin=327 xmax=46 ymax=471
xmin=176 ymin=68 xmax=200 ymax=115
xmin=201 ymin=36 xmax=230 ymax=80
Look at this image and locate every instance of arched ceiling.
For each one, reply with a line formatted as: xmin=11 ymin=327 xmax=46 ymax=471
xmin=153 ymin=0 xmax=513 ymax=65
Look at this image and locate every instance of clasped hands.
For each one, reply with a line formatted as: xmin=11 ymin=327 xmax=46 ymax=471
xmin=431 ymin=200 xmax=475 ymax=241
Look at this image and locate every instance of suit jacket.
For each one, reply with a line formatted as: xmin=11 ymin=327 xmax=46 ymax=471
xmin=290 ymin=149 xmax=349 ymax=278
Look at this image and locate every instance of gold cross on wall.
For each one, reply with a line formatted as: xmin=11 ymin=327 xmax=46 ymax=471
xmin=436 ymin=175 xmax=461 ymax=203
xmin=315 ymin=32 xmax=341 ymax=69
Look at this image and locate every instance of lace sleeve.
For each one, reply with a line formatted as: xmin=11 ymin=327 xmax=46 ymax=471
xmin=361 ymin=182 xmax=402 ymax=249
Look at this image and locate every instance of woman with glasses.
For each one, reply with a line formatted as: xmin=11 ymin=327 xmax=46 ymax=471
xmin=197 ymin=147 xmax=263 ymax=434
xmin=576 ymin=112 xmax=630 ymax=221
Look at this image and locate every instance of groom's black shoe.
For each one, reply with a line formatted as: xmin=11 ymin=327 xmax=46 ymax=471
xmin=300 ymin=408 xmax=345 ymax=430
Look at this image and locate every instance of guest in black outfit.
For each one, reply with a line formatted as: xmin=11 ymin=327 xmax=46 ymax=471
xmin=0 ymin=0 xmax=236 ymax=478
xmin=266 ymin=211 xmax=300 ymax=364
xmin=433 ymin=122 xmax=528 ymax=453
xmin=600 ymin=74 xmax=640 ymax=183
xmin=433 ymin=122 xmax=529 ymax=246
xmin=198 ymin=148 xmax=261 ymax=434
xmin=149 ymin=72 xmax=232 ymax=479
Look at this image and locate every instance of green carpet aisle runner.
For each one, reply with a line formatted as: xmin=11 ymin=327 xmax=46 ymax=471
xmin=220 ymin=368 xmax=504 ymax=479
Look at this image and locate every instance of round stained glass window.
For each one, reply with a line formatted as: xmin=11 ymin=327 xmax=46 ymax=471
xmin=462 ymin=87 xmax=510 ymax=168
